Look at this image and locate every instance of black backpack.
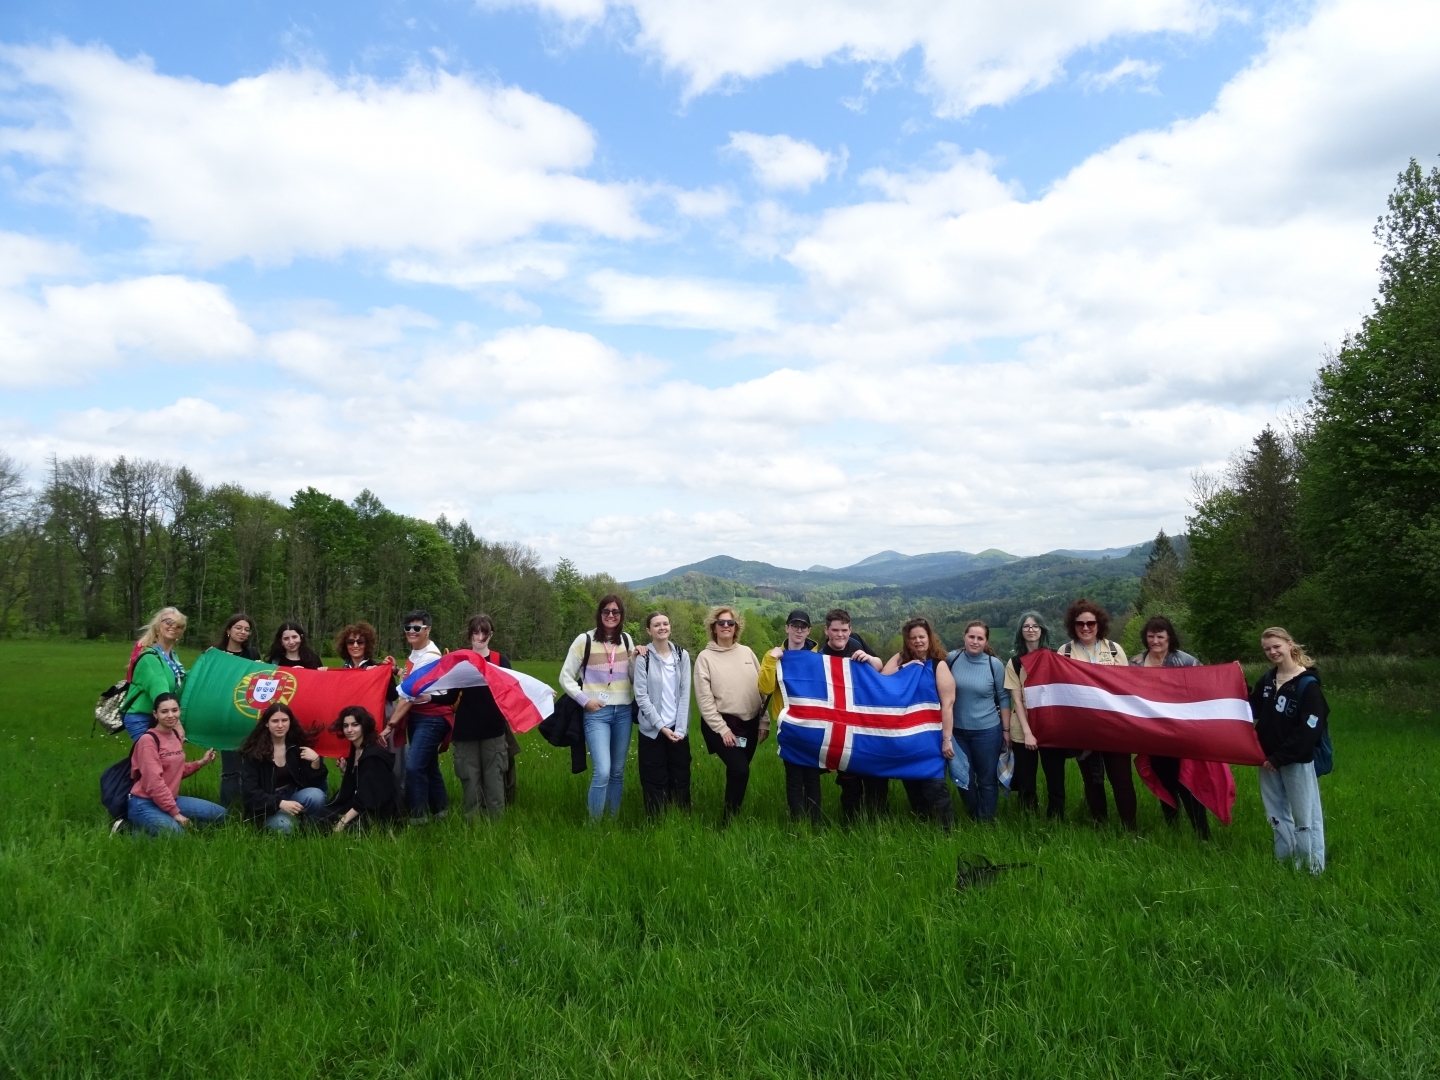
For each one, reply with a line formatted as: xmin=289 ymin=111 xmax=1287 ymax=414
xmin=100 ymin=732 xmax=157 ymax=820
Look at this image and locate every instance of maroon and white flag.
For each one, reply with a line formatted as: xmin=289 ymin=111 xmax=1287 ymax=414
xmin=1019 ymin=649 xmax=1264 ymax=765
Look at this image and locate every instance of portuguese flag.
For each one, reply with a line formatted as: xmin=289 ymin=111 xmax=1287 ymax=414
xmin=180 ymin=649 xmax=394 ymax=758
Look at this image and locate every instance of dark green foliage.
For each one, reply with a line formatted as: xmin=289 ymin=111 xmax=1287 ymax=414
xmin=1299 ymin=157 xmax=1440 ymax=648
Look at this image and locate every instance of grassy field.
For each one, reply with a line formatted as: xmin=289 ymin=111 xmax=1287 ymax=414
xmin=1 ymin=640 xmax=1437 ymax=1079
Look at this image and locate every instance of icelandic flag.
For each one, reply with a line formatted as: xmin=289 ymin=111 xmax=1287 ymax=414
xmin=399 ymin=649 xmax=555 ymax=733
xmin=775 ymin=652 xmax=945 ymax=780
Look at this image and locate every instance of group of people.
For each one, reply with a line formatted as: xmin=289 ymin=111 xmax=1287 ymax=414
xmin=112 ymin=595 xmax=1331 ymax=872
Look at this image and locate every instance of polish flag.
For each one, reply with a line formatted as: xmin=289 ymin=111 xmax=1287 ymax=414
xmin=399 ymin=649 xmax=555 ymax=733
xmin=1019 ymin=649 xmax=1264 ymax=765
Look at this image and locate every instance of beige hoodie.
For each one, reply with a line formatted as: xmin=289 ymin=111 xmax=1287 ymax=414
xmin=693 ymin=641 xmax=766 ymax=736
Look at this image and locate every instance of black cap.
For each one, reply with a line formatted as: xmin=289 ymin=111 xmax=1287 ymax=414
xmin=786 ymin=609 xmax=811 ymax=627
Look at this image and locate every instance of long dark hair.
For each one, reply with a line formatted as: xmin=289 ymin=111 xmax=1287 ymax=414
xmin=329 ymin=706 xmax=379 ymax=748
xmin=1011 ymin=610 xmax=1052 ymax=655
xmin=216 ymin=613 xmax=254 ymax=652
xmin=238 ymin=702 xmax=310 ymax=760
xmin=592 ymin=594 xmax=625 ymax=645
xmin=267 ymin=621 xmax=322 ymax=666
xmin=898 ymin=617 xmax=947 ymax=663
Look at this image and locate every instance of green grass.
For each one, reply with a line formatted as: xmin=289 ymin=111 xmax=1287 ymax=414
xmin=2 ymin=641 xmax=1438 ymax=1079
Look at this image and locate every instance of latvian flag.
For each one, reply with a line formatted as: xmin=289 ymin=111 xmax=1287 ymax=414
xmin=399 ymin=649 xmax=555 ymax=733
xmin=775 ymin=652 xmax=945 ymax=780
xmin=1020 ymin=649 xmax=1264 ymax=764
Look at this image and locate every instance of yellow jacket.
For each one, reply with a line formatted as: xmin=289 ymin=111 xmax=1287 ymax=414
xmin=757 ymin=639 xmax=820 ymax=727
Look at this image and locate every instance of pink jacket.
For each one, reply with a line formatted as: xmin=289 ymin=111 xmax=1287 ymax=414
xmin=129 ymin=724 xmax=204 ymax=816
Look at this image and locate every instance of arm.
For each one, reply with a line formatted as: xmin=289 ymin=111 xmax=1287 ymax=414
xmin=180 ymin=749 xmax=215 ymax=779
xmin=385 ymin=697 xmax=412 ymax=742
xmin=238 ymin=755 xmax=283 ymax=816
xmin=296 ymin=745 xmax=328 ymax=788
xmin=632 ymin=652 xmax=658 ymax=732
xmin=133 ymin=734 xmax=181 ymax=818
xmin=692 ymin=653 xmax=729 ymax=737
xmin=881 ymin=653 xmax=902 ymax=674
xmin=124 ymin=652 xmax=171 ymax=712
xmin=1006 ymin=664 xmax=1036 ymax=749
xmin=674 ymin=653 xmax=692 ymax=739
xmin=757 ymin=651 xmax=779 ymax=695
xmin=994 ymin=658 xmax=1012 ymax=746
xmin=557 ymin=635 xmax=590 ymax=706
xmin=936 ymin=660 xmax=956 ymax=759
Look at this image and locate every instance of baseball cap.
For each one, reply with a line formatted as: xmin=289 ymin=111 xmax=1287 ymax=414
xmin=786 ymin=609 xmax=811 ymax=627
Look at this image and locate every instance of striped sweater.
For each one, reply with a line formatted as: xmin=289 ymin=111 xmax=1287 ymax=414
xmin=559 ymin=631 xmax=635 ymax=707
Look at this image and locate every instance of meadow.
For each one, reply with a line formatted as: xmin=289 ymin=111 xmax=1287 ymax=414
xmin=1 ymin=640 xmax=1437 ymax=1079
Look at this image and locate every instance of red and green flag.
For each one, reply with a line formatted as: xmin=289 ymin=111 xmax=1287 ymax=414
xmin=180 ymin=649 xmax=393 ymax=757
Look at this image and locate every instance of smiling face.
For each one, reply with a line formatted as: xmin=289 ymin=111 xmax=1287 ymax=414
xmin=281 ymin=628 xmax=302 ymax=655
xmin=158 ymin=614 xmax=186 ymax=648
xmin=1146 ymin=628 xmax=1172 ymax=655
xmin=713 ymin=611 xmax=738 ymax=645
xmin=1262 ymin=635 xmax=1291 ymax=665
xmin=1020 ymin=618 xmax=1042 ymax=652
xmin=599 ymin=604 xmax=622 ymax=633
xmin=964 ymin=626 xmax=988 ymax=655
xmin=345 ymin=634 xmax=368 ymax=661
xmin=154 ymin=698 xmax=181 ymax=731
xmin=647 ymin=614 xmax=671 ymax=644
xmin=266 ymin=710 xmax=292 ymax=740
xmin=1073 ymin=614 xmax=1099 ymax=645
xmin=825 ymin=620 xmax=850 ymax=651
xmin=227 ymin=620 xmax=251 ymax=648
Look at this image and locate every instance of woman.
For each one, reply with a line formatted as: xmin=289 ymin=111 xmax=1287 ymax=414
xmin=120 ymin=607 xmax=188 ymax=742
xmin=944 ymin=621 xmax=1010 ymax=824
xmin=212 ymin=612 xmax=259 ymax=805
xmin=320 ymin=706 xmax=399 ymax=832
xmin=633 ymin=611 xmax=693 ymax=817
xmin=881 ymin=617 xmax=956 ymax=828
xmin=337 ymin=621 xmax=404 ymax=808
xmin=559 ymin=594 xmax=637 ymax=820
xmin=1058 ymin=598 xmax=1137 ymax=830
xmin=451 ymin=614 xmax=516 ymax=819
xmin=125 ymin=692 xmax=225 ymax=835
xmin=1005 ymin=611 xmax=1071 ymax=818
xmin=1249 ymin=627 xmax=1327 ymax=873
xmin=215 ymin=614 xmax=260 ymax=660
xmin=693 ymin=606 xmax=766 ymax=824
xmin=266 ymin=621 xmax=323 ymax=669
xmin=1130 ymin=615 xmax=1209 ymax=838
xmin=237 ymin=702 xmax=329 ymax=833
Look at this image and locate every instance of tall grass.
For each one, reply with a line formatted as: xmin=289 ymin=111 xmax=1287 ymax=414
xmin=1 ymin=641 xmax=1437 ymax=1078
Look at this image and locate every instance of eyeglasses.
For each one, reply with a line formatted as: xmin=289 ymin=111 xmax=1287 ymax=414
xmin=715 ymin=619 xmax=737 ymax=628
xmin=787 ymin=622 xmax=810 ymax=629
xmin=404 ymin=625 xmax=426 ymax=633
xmin=1022 ymin=625 xmax=1041 ymax=632
xmin=1074 ymin=619 xmax=1098 ymax=628
xmin=600 ymin=609 xmax=622 ymax=617
xmin=161 ymin=618 xmax=183 ymax=627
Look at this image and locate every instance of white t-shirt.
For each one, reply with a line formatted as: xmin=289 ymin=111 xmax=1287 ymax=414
xmin=400 ymin=641 xmax=443 ymax=701
xmin=651 ymin=645 xmax=681 ymax=729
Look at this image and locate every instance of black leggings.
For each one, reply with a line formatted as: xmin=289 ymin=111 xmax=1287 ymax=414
xmin=704 ymin=713 xmax=760 ymax=818
xmin=1011 ymin=745 xmax=1072 ymax=818
xmin=1080 ymin=751 xmax=1137 ymax=829
xmin=637 ymin=731 xmax=692 ymax=816
xmin=785 ymin=762 xmax=823 ymax=825
xmin=836 ymin=773 xmax=890 ymax=821
xmin=1148 ymin=755 xmax=1211 ymax=839
xmin=902 ymin=778 xmax=954 ymax=829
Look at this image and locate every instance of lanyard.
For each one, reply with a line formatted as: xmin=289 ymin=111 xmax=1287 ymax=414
xmin=604 ymin=640 xmax=618 ymax=675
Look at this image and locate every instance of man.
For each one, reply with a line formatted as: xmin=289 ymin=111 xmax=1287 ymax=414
xmin=385 ymin=609 xmax=457 ymax=823
xmin=759 ymin=609 xmax=825 ymax=825
xmin=817 ymin=609 xmax=888 ymax=822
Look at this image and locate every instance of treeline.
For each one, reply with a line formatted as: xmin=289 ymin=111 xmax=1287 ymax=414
xmin=0 ymin=456 xmax=633 ymax=660
xmin=1178 ymin=158 xmax=1440 ymax=659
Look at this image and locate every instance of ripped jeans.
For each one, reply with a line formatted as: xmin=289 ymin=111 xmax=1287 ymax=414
xmin=1258 ymin=761 xmax=1325 ymax=873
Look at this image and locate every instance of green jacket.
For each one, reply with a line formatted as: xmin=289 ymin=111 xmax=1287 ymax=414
xmin=122 ymin=648 xmax=182 ymax=716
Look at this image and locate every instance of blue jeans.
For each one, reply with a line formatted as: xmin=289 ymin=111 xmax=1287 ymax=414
xmin=128 ymin=794 xmax=227 ymax=835
xmin=584 ymin=704 xmax=632 ymax=819
xmin=264 ymin=786 xmax=328 ymax=833
xmin=405 ymin=715 xmax=451 ymax=819
xmin=123 ymin=712 xmax=153 ymax=741
xmin=952 ymin=725 xmax=1004 ymax=823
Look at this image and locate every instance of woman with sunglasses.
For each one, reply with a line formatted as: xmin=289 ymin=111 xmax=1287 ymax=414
xmin=559 ymin=594 xmax=637 ymax=819
xmin=693 ymin=606 xmax=766 ymax=824
xmin=119 ymin=607 xmax=189 ymax=742
xmin=336 ymin=621 xmax=403 ymax=804
xmin=1057 ymin=598 xmax=1137 ymax=830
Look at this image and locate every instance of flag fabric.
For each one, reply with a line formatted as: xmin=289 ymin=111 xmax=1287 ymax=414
xmin=775 ymin=651 xmax=945 ymax=780
xmin=1134 ymin=754 xmax=1239 ymax=826
xmin=180 ymin=649 xmax=393 ymax=758
xmin=398 ymin=649 xmax=555 ymax=733
xmin=1019 ymin=649 xmax=1264 ymax=765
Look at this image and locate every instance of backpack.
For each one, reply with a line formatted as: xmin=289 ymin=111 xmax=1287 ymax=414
xmin=1284 ymin=673 xmax=1333 ymax=778
xmin=637 ymin=644 xmax=688 ymax=725
xmin=93 ymin=646 xmax=157 ymax=736
xmin=100 ymin=731 xmax=158 ymax=820
xmin=552 ymin=632 xmax=637 ymax=731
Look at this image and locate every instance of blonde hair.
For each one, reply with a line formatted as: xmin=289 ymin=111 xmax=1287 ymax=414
xmin=705 ymin=606 xmax=745 ymax=642
xmin=138 ymin=606 xmax=187 ymax=648
xmin=1261 ymin=627 xmax=1314 ymax=668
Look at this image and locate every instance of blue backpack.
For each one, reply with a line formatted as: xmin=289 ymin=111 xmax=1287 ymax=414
xmin=100 ymin=732 xmax=157 ymax=820
xmin=1284 ymin=674 xmax=1332 ymax=778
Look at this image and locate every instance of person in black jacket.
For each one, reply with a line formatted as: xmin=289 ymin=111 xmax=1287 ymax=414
xmin=236 ymin=702 xmax=329 ymax=833
xmin=452 ymin=614 xmax=517 ymax=819
xmin=320 ymin=706 xmax=399 ymax=832
xmin=1248 ymin=627 xmax=1327 ymax=873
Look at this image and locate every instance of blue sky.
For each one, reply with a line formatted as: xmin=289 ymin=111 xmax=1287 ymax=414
xmin=1 ymin=0 xmax=1437 ymax=578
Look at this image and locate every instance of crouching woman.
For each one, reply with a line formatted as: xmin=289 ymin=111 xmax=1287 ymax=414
xmin=126 ymin=692 xmax=226 ymax=835
xmin=238 ymin=703 xmax=329 ymax=833
xmin=319 ymin=706 xmax=400 ymax=832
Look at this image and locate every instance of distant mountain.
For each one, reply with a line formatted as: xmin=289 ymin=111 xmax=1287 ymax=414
xmin=849 ymin=546 xmax=1151 ymax=605
xmin=627 ymin=556 xmax=864 ymax=593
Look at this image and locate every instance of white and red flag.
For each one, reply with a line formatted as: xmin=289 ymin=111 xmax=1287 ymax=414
xmin=399 ymin=649 xmax=554 ymax=733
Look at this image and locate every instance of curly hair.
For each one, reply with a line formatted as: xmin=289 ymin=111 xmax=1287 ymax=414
xmin=335 ymin=621 xmax=378 ymax=661
xmin=898 ymin=617 xmax=948 ymax=662
xmin=1063 ymin=598 xmax=1110 ymax=642
xmin=705 ymin=605 xmax=744 ymax=642
xmin=329 ymin=705 xmax=379 ymax=747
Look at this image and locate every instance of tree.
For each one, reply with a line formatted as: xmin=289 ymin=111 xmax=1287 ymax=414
xmin=105 ymin=456 xmax=171 ymax=633
xmin=0 ymin=454 xmax=36 ymax=635
xmin=1299 ymin=156 xmax=1440 ymax=647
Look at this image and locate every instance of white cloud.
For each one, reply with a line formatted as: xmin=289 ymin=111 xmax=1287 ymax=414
xmin=495 ymin=0 xmax=1219 ymax=115
xmin=0 ymin=231 xmax=83 ymax=287
xmin=0 ymin=275 xmax=255 ymax=386
xmin=587 ymin=269 xmax=781 ymax=330
xmin=0 ymin=42 xmax=647 ymax=265
xmin=1081 ymin=57 xmax=1162 ymax=92
xmin=725 ymin=131 xmax=843 ymax=191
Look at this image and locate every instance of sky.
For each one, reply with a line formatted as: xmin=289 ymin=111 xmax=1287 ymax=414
xmin=1 ymin=0 xmax=1438 ymax=580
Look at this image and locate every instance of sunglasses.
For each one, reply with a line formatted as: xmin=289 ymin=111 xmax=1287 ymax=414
xmin=715 ymin=619 xmax=737 ymax=628
xmin=345 ymin=639 xmax=366 ymax=647
xmin=1074 ymin=619 xmax=1098 ymax=628
xmin=404 ymin=625 xmax=426 ymax=633
xmin=600 ymin=609 xmax=622 ymax=617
